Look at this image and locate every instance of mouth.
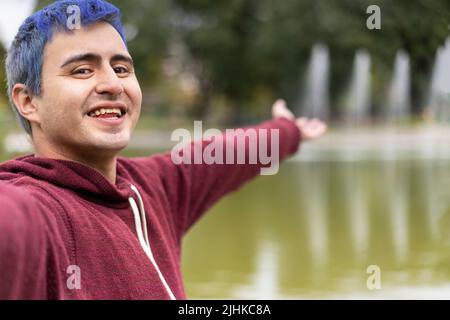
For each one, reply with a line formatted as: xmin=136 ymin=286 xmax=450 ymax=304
xmin=86 ymin=103 xmax=127 ymax=120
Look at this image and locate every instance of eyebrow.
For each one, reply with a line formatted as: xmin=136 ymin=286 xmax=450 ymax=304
xmin=60 ymin=53 xmax=134 ymax=68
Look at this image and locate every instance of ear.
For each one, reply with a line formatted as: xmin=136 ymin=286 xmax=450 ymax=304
xmin=11 ymin=84 xmax=41 ymax=125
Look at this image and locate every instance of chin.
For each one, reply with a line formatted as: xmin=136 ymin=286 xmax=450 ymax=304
xmin=91 ymin=135 xmax=130 ymax=152
xmin=101 ymin=139 xmax=129 ymax=150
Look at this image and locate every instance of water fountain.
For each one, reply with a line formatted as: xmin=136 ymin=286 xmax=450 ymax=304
xmin=428 ymin=37 xmax=450 ymax=122
xmin=344 ymin=50 xmax=371 ymax=125
xmin=386 ymin=50 xmax=411 ymax=122
xmin=301 ymin=43 xmax=330 ymax=121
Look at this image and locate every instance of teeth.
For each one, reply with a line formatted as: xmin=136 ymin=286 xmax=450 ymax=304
xmin=89 ymin=108 xmax=123 ymax=117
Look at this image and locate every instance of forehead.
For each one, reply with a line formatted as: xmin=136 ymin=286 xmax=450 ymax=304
xmin=43 ymin=21 xmax=129 ymax=63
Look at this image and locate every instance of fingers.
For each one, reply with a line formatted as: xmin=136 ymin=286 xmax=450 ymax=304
xmin=295 ymin=117 xmax=308 ymax=127
xmin=309 ymin=122 xmax=327 ymax=138
xmin=272 ymin=99 xmax=295 ymax=120
xmin=295 ymin=118 xmax=327 ymax=141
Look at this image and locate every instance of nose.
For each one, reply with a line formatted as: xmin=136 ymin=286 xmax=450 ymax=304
xmin=95 ymin=65 xmax=124 ymax=97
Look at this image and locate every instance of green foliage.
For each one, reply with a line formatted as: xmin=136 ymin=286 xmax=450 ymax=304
xmin=171 ymin=0 xmax=450 ymax=119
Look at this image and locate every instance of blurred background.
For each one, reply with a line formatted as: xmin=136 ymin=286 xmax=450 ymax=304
xmin=1 ymin=0 xmax=450 ymax=298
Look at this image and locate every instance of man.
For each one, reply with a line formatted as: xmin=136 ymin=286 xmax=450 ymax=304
xmin=0 ymin=0 xmax=326 ymax=299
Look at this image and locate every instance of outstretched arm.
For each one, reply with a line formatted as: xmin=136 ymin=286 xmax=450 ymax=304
xmin=129 ymin=99 xmax=328 ymax=241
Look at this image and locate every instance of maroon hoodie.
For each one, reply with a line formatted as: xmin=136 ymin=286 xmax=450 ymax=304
xmin=0 ymin=118 xmax=300 ymax=300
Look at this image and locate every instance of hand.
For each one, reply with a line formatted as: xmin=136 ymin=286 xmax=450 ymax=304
xmin=271 ymin=99 xmax=327 ymax=141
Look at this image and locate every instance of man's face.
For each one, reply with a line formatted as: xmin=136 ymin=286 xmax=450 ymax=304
xmin=32 ymin=21 xmax=142 ymax=157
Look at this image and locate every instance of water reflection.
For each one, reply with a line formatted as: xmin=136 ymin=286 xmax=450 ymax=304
xmin=301 ymin=163 xmax=329 ymax=271
xmin=343 ymin=164 xmax=369 ymax=265
xmin=384 ymin=163 xmax=410 ymax=265
xmin=182 ymin=158 xmax=450 ymax=299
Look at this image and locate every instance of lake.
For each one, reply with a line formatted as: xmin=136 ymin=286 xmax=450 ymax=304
xmin=181 ymin=140 xmax=450 ymax=299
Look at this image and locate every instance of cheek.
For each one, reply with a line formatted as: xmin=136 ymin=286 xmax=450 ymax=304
xmin=39 ymin=105 xmax=72 ymax=132
xmin=43 ymin=73 xmax=92 ymax=103
xmin=124 ymin=79 xmax=142 ymax=128
xmin=37 ymin=93 xmax=81 ymax=133
xmin=40 ymin=79 xmax=90 ymax=122
xmin=127 ymin=77 xmax=142 ymax=107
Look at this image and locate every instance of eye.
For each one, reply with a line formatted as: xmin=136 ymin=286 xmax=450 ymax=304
xmin=114 ymin=66 xmax=130 ymax=75
xmin=72 ymin=68 xmax=93 ymax=76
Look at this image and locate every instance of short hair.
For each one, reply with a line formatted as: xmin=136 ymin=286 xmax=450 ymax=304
xmin=5 ymin=0 xmax=126 ymax=135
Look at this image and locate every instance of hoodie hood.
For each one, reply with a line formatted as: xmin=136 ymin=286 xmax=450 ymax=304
xmin=0 ymin=155 xmax=135 ymax=207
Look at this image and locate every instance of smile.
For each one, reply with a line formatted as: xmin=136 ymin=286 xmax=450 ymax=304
xmin=88 ymin=108 xmax=123 ymax=119
xmin=86 ymin=103 xmax=128 ymax=126
xmin=87 ymin=101 xmax=128 ymax=119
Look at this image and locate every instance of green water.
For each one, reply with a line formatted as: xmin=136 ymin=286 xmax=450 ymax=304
xmin=181 ymin=160 xmax=450 ymax=299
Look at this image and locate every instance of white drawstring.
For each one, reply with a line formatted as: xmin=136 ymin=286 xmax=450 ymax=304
xmin=129 ymin=184 xmax=176 ymax=300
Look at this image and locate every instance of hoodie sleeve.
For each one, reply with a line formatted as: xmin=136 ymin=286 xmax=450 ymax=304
xmin=147 ymin=117 xmax=301 ymax=237
xmin=0 ymin=183 xmax=49 ymax=299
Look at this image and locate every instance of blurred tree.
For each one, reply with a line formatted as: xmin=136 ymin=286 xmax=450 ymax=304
xmin=171 ymin=0 xmax=334 ymax=122
xmin=173 ymin=0 xmax=450 ymax=120
xmin=360 ymin=0 xmax=450 ymax=114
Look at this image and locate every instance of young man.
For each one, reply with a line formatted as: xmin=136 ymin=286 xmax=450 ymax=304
xmin=0 ymin=0 xmax=326 ymax=299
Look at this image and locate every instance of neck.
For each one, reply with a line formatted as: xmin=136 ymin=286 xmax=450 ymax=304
xmin=34 ymin=142 xmax=118 ymax=185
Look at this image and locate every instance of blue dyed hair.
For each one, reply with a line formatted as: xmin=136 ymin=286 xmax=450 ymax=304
xmin=5 ymin=0 xmax=126 ymax=135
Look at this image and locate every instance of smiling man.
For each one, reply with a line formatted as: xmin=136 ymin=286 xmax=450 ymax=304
xmin=12 ymin=14 xmax=141 ymax=184
xmin=0 ymin=0 xmax=326 ymax=300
